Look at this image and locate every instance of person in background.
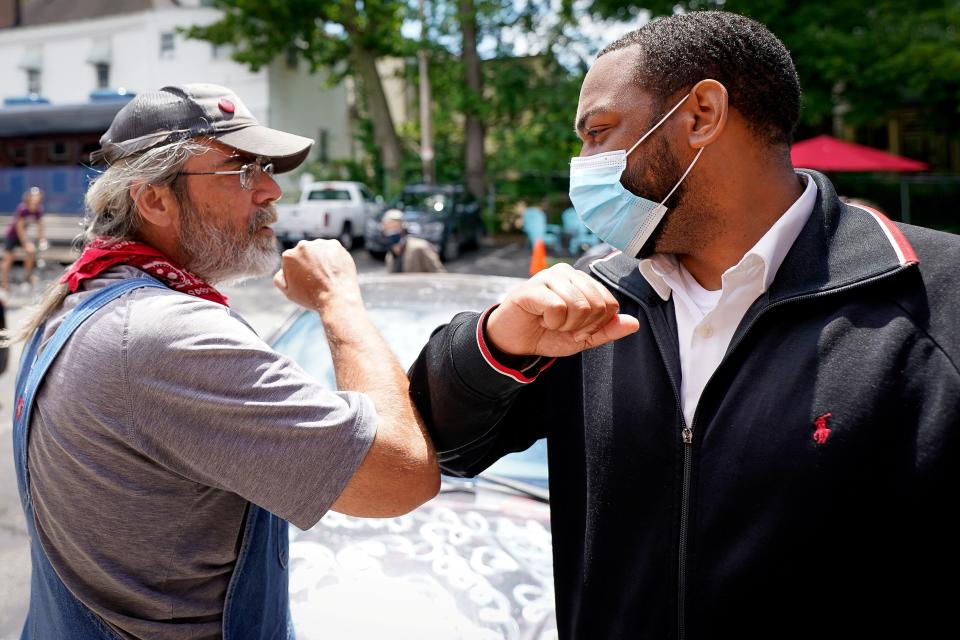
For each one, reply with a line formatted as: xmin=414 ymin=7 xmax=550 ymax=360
xmin=382 ymin=208 xmax=446 ymax=273
xmin=2 ymin=186 xmax=47 ymax=292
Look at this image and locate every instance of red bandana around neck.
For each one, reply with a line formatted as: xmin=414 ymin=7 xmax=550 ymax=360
xmin=60 ymin=238 xmax=229 ymax=306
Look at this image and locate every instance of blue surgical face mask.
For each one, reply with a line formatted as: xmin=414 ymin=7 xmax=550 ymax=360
xmin=569 ymin=93 xmax=704 ymax=257
xmin=385 ymin=232 xmax=403 ymax=247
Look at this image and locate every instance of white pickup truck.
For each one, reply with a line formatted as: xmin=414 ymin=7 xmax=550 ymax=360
xmin=274 ymin=181 xmax=382 ymax=250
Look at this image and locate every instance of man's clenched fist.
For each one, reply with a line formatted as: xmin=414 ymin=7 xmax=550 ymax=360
xmin=486 ymin=263 xmax=640 ymax=357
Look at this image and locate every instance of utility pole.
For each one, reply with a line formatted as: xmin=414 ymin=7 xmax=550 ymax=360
xmin=418 ymin=0 xmax=435 ymax=185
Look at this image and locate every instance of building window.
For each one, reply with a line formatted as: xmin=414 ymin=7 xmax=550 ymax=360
xmin=285 ymin=47 xmax=299 ymax=70
xmin=160 ymin=32 xmax=175 ymax=58
xmin=318 ymin=128 xmax=329 ymax=163
xmin=27 ymin=69 xmax=41 ymax=95
xmin=8 ymin=143 xmax=28 ymax=167
xmin=95 ymin=62 xmax=110 ymax=89
xmin=48 ymin=141 xmax=70 ymax=162
xmin=18 ymin=45 xmax=43 ymax=92
xmin=87 ymin=40 xmax=113 ymax=86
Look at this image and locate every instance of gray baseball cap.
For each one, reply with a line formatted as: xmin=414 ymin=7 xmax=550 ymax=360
xmin=90 ymin=83 xmax=313 ymax=173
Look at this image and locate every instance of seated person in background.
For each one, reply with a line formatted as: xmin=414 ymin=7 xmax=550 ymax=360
xmin=2 ymin=186 xmax=47 ymax=292
xmin=383 ymin=209 xmax=446 ymax=273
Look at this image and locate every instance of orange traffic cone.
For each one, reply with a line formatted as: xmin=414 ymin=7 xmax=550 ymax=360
xmin=529 ymin=238 xmax=548 ymax=276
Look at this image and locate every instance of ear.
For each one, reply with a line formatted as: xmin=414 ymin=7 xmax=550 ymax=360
xmin=685 ymin=79 xmax=728 ymax=149
xmin=130 ymin=182 xmax=177 ymax=228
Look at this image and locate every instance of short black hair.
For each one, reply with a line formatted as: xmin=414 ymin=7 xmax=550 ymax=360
xmin=598 ymin=11 xmax=801 ymax=146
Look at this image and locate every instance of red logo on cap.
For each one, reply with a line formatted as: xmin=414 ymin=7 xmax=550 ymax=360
xmin=218 ymin=98 xmax=235 ymax=114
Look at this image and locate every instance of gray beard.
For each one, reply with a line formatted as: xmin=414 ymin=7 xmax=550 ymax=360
xmin=177 ymin=203 xmax=279 ymax=285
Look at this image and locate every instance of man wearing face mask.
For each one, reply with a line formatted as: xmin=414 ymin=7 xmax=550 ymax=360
xmin=381 ymin=209 xmax=446 ymax=273
xmin=408 ymin=10 xmax=958 ymax=639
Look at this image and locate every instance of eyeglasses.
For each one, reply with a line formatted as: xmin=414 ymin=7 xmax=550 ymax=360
xmin=178 ymin=158 xmax=275 ymax=190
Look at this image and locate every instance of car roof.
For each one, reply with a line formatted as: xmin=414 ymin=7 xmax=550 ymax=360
xmin=267 ymin=273 xmax=523 ymax=344
xmin=402 ymin=183 xmax=462 ymax=193
xmin=306 ymin=181 xmax=364 ymax=188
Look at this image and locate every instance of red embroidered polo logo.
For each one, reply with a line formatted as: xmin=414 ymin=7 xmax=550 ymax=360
xmin=813 ymin=412 xmax=832 ymax=445
xmin=218 ymin=98 xmax=235 ymax=114
xmin=16 ymin=396 xmax=24 ymax=420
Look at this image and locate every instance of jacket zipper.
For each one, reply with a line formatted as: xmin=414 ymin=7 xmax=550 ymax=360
xmin=678 ymin=424 xmax=693 ymax=640
xmin=622 ymin=300 xmax=693 ymax=640
xmin=591 ymin=262 xmax=911 ymax=640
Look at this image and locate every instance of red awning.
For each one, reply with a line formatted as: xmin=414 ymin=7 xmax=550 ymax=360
xmin=791 ymin=135 xmax=929 ymax=172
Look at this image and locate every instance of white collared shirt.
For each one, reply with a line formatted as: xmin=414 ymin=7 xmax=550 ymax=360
xmin=639 ymin=174 xmax=818 ymax=426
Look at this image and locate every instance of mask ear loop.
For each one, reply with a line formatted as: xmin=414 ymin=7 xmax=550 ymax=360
xmin=623 ymin=146 xmax=706 ymax=258
xmin=626 ymin=92 xmax=692 ymax=157
xmin=659 ymin=146 xmax=705 ymax=207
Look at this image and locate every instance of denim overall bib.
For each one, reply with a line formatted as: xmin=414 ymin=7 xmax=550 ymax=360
xmin=13 ymin=275 xmax=293 ymax=639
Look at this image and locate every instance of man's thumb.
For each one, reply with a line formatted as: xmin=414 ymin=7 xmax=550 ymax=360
xmin=272 ymin=270 xmax=287 ymax=291
xmin=586 ymin=314 xmax=640 ymax=348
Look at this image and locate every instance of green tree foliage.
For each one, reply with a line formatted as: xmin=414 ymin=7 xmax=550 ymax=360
xmin=185 ymin=0 xmax=593 ymax=221
xmin=584 ymin=0 xmax=960 ymax=133
xmin=185 ymin=0 xmax=407 ymax=70
xmin=415 ymin=0 xmax=584 ymax=222
xmin=482 ymin=55 xmax=584 ymax=177
xmin=183 ymin=0 xmax=410 ymax=190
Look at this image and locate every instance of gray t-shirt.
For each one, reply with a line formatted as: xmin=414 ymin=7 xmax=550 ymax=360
xmin=28 ymin=266 xmax=377 ymax=639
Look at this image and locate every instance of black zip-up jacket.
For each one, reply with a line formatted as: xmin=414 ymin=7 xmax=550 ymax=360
xmin=408 ymin=171 xmax=959 ymax=639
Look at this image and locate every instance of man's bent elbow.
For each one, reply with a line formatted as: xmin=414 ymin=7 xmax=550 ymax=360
xmin=410 ymin=462 xmax=441 ymax=509
xmin=388 ymin=414 xmax=441 ymax=514
xmin=333 ymin=453 xmax=440 ymax=518
xmin=382 ymin=459 xmax=440 ymax=516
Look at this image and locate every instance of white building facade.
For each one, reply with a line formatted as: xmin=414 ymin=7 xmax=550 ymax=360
xmin=0 ymin=0 xmax=360 ymax=189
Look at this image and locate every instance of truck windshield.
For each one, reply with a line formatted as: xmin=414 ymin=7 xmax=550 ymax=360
xmin=307 ymin=189 xmax=352 ymax=201
xmin=395 ymin=191 xmax=450 ymax=215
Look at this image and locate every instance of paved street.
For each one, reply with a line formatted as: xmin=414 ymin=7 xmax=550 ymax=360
xmin=0 ymin=238 xmax=530 ymax=637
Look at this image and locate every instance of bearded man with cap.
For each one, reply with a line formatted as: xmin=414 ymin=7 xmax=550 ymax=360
xmin=407 ymin=12 xmax=959 ymax=639
xmin=6 ymin=84 xmax=438 ymax=639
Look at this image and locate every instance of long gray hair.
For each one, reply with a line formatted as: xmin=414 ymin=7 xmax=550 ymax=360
xmin=1 ymin=139 xmax=208 ymax=345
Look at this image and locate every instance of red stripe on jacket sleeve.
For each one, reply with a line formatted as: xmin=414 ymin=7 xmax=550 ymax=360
xmin=475 ymin=306 xmax=556 ymax=384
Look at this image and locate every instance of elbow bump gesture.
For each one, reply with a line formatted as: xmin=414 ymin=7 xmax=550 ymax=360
xmin=486 ymin=263 xmax=640 ymax=358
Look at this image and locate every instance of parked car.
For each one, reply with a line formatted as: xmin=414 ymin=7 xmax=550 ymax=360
xmin=275 ymin=181 xmax=383 ymax=250
xmin=365 ymin=184 xmax=483 ymax=262
xmin=269 ymin=273 xmax=556 ymax=639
